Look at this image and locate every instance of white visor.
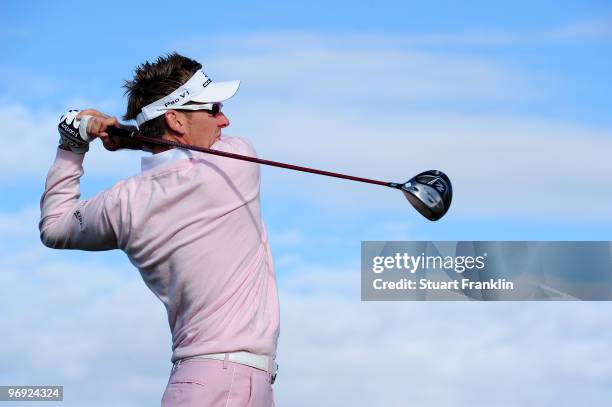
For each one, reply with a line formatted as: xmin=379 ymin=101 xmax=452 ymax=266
xmin=135 ymin=70 xmax=240 ymax=126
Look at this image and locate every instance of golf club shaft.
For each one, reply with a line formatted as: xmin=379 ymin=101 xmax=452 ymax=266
xmin=106 ymin=126 xmax=391 ymax=187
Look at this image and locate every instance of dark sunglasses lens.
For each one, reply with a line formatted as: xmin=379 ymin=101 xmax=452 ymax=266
xmin=212 ymin=103 xmax=220 ymax=116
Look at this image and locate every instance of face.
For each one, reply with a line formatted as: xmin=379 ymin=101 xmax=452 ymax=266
xmin=165 ymin=103 xmax=230 ymax=148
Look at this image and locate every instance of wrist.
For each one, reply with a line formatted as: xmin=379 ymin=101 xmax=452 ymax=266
xmin=59 ymin=143 xmax=86 ymax=154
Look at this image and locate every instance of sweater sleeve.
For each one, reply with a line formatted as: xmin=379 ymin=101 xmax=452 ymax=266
xmin=39 ymin=148 xmax=119 ymax=251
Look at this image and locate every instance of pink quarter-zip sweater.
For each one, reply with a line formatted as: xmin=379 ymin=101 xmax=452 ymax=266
xmin=39 ymin=135 xmax=280 ymax=363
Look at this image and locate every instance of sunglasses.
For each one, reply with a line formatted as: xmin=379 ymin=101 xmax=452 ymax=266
xmin=157 ymin=102 xmax=223 ymax=116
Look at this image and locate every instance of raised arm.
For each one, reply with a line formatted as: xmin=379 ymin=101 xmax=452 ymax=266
xmin=39 ymin=109 xmax=124 ymax=251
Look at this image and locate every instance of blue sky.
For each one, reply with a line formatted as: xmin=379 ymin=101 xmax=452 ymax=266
xmin=1 ymin=1 xmax=612 ymax=406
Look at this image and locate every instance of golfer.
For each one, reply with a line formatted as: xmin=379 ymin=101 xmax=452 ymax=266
xmin=39 ymin=53 xmax=280 ymax=406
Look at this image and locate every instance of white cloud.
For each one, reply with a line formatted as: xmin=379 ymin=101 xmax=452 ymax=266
xmin=242 ymin=107 xmax=612 ymax=220
xmin=0 ymin=205 xmax=39 ymax=238
xmin=0 ymin=242 xmax=170 ymax=406
xmin=269 ymin=228 xmax=305 ymax=247
xmin=274 ymin=266 xmax=612 ymax=406
xmin=1 ymin=203 xmax=611 ymax=406
xmin=186 ymin=32 xmax=533 ymax=104
xmin=2 ymin=21 xmax=611 ymax=407
xmin=0 ymin=104 xmax=145 ymax=179
xmin=2 ymin=29 xmax=611 ymax=223
xmin=0 ymin=68 xmax=62 ymax=100
xmin=393 ymin=18 xmax=612 ymax=46
xmin=181 ymin=31 xmax=612 ymax=221
xmin=208 ymin=18 xmax=612 ymax=49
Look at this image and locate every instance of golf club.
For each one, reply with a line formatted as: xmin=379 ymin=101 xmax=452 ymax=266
xmin=103 ymin=124 xmax=453 ymax=221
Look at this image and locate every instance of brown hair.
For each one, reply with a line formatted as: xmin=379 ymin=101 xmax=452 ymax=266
xmin=123 ymin=52 xmax=202 ymax=137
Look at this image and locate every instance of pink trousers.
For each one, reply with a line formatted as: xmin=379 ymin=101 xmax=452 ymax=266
xmin=161 ymin=358 xmax=275 ymax=407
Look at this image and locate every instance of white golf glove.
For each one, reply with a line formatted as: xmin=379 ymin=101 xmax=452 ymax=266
xmin=57 ymin=110 xmax=92 ymax=154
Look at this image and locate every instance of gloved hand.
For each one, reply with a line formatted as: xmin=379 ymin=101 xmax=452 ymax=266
xmin=57 ymin=110 xmax=91 ymax=154
xmin=78 ymin=108 xmax=147 ymax=152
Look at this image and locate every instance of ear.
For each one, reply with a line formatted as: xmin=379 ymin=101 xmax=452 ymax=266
xmin=164 ymin=110 xmax=188 ymax=135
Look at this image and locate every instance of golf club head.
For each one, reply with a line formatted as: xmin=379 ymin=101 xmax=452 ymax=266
xmin=400 ymin=170 xmax=452 ymax=221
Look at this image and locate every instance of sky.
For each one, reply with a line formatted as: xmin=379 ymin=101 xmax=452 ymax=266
xmin=1 ymin=0 xmax=612 ymax=406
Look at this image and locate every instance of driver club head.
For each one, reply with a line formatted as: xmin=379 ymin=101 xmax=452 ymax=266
xmin=400 ymin=170 xmax=452 ymax=221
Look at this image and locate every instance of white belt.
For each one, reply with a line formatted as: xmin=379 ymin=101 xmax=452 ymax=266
xmin=182 ymin=351 xmax=278 ymax=377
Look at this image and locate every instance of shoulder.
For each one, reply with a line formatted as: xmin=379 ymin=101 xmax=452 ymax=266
xmin=206 ymin=135 xmax=260 ymax=186
xmin=100 ymin=173 xmax=144 ymax=204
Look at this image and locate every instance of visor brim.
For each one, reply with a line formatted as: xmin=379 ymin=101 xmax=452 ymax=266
xmin=191 ymin=80 xmax=240 ymax=103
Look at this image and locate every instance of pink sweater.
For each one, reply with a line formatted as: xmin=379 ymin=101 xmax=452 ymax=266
xmin=39 ymin=136 xmax=279 ymax=362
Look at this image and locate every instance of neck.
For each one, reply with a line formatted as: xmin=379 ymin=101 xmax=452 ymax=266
xmin=150 ymin=132 xmax=184 ymax=154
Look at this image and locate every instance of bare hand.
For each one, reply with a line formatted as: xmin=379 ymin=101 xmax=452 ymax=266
xmin=76 ymin=109 xmax=122 ymax=151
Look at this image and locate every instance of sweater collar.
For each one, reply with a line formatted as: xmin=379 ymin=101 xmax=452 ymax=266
xmin=141 ymin=148 xmax=193 ymax=172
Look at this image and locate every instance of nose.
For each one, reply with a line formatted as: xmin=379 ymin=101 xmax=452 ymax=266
xmin=217 ymin=113 xmax=229 ymax=128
